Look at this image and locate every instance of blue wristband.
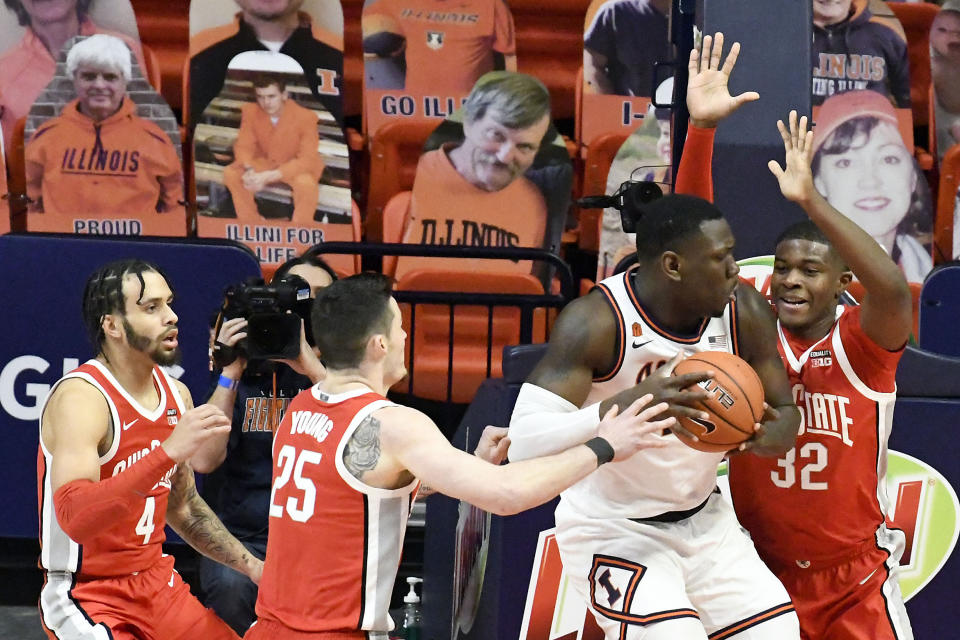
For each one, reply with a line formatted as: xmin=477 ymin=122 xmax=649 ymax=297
xmin=218 ymin=374 xmax=238 ymax=391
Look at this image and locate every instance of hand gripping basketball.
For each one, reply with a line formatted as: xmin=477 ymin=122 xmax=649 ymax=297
xmin=596 ymin=395 xmax=675 ymax=462
xmin=671 ymin=352 xmax=765 ymax=453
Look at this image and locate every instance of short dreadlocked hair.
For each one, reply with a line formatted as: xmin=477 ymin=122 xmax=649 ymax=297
xmin=81 ymin=259 xmax=170 ymax=352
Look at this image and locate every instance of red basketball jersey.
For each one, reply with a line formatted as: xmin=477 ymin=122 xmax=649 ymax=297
xmin=255 ymin=385 xmax=418 ymax=634
xmin=729 ymin=306 xmax=902 ymax=563
xmin=37 ymin=360 xmax=185 ymax=578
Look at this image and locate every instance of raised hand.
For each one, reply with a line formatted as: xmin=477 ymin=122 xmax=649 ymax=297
xmin=597 ymin=396 xmax=675 ymax=462
xmin=687 ymin=32 xmax=760 ymax=128
xmin=767 ymin=110 xmax=816 ymax=205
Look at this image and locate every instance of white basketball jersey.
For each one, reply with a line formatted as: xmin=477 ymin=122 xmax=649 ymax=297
xmin=561 ymin=267 xmax=740 ymax=519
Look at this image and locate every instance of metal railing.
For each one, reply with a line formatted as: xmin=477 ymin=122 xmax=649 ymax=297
xmin=306 ymin=242 xmax=575 ymax=428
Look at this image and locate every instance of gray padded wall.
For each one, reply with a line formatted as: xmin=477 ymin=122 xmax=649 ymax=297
xmin=698 ymin=0 xmax=812 ymax=258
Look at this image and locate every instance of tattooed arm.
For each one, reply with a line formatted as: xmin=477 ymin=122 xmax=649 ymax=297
xmin=166 ymin=462 xmax=263 ymax=584
xmin=343 ymin=414 xmax=383 ymax=478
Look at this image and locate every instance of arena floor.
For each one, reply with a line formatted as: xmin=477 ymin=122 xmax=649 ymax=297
xmin=0 ymin=606 xmax=45 ymax=639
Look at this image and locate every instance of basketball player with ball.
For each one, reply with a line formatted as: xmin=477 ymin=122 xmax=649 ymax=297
xmin=508 ymin=33 xmax=802 ymax=640
xmin=728 ymin=112 xmax=915 ymax=639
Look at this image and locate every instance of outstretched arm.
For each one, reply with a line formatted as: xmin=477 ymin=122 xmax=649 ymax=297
xmin=768 ymin=111 xmax=912 ymax=350
xmin=382 ymin=400 xmax=674 ymax=515
xmin=676 ymin=32 xmax=760 ymax=199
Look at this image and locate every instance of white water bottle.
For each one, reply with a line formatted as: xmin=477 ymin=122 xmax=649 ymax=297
xmin=401 ymin=576 xmax=423 ymax=640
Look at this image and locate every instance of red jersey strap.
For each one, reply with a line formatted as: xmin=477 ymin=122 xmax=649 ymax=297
xmin=53 ymin=447 xmax=175 ymax=545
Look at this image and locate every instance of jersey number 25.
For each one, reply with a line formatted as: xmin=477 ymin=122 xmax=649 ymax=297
xmin=269 ymin=444 xmax=323 ymax=522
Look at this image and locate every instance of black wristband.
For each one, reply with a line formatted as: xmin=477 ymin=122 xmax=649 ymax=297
xmin=584 ymin=437 xmax=615 ymax=466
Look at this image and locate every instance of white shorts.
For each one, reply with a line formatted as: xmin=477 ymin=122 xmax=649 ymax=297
xmin=554 ymin=492 xmax=798 ymax=639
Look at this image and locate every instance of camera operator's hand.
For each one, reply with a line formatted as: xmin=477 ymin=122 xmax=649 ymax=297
xmin=214 ymin=317 xmax=248 ymax=379
xmin=273 ymin=318 xmax=325 ymax=384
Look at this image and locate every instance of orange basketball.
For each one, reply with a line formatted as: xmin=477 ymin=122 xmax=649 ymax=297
xmin=671 ymin=351 xmax=765 ymax=453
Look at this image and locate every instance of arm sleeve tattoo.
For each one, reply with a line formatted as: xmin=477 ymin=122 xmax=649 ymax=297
xmin=166 ymin=464 xmax=254 ymax=575
xmin=343 ymin=414 xmax=382 ymax=478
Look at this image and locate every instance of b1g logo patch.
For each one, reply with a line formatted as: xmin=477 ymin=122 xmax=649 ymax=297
xmin=426 ymin=31 xmax=444 ymax=50
xmin=166 ymin=408 xmax=178 ymax=425
xmin=810 ymin=349 xmax=832 ymax=367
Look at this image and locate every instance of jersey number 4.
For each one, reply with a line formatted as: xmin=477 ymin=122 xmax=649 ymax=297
xmin=269 ymin=445 xmax=323 ymax=522
xmin=771 ymin=442 xmax=828 ymax=490
xmin=136 ymin=496 xmax=156 ymax=544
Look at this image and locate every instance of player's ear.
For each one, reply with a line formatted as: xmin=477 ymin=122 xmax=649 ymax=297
xmin=369 ymin=332 xmax=388 ymax=357
xmin=661 ymin=251 xmax=682 ymax=281
xmin=101 ymin=313 xmax=123 ymax=340
xmin=837 ymin=270 xmax=853 ymax=297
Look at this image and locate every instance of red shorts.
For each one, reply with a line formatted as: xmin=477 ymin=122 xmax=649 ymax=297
xmin=767 ymin=545 xmax=912 ymax=640
xmin=39 ymin=553 xmax=239 ymax=640
xmin=244 ymin=618 xmax=366 ymax=640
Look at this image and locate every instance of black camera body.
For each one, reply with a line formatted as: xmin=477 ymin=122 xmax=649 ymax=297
xmin=576 ymin=179 xmax=665 ymax=233
xmin=221 ymin=276 xmax=312 ymax=360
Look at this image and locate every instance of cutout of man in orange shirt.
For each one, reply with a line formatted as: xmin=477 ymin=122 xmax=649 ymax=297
xmin=24 ymin=35 xmax=183 ymax=226
xmin=0 ymin=0 xmax=145 ymax=153
xmin=393 ymin=71 xmax=553 ymax=279
xmin=222 ymin=74 xmax=325 ymax=223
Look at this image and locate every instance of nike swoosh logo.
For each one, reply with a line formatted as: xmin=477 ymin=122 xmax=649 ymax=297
xmin=689 ymin=416 xmax=717 ymax=435
xmin=632 ymin=339 xmax=653 ymax=349
xmin=122 ymin=419 xmax=139 ymax=431
xmin=859 ymin=568 xmax=879 ymax=585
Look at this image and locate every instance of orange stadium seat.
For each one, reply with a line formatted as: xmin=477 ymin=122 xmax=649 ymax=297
xmin=394 ymin=269 xmax=548 ymax=403
xmin=510 ymin=0 xmax=591 ymax=123
xmin=130 ymin=0 xmax=190 ymax=114
xmin=578 ymin=131 xmax=628 ymax=251
xmin=887 ymin=1 xmax=939 ymax=130
xmin=140 ymin=43 xmax=163 ymax=92
xmin=380 ymin=190 xmax=412 ymax=276
xmin=365 ymin=120 xmax=436 ymax=241
xmin=935 ymin=141 xmax=960 ymax=261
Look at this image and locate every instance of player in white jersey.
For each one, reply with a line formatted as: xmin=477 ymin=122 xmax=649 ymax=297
xmin=508 ymin=35 xmax=802 ymax=640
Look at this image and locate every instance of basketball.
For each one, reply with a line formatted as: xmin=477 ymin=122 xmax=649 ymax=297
xmin=671 ymin=351 xmax=765 ymax=453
